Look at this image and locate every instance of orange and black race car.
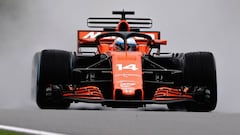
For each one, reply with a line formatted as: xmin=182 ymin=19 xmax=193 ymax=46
xmin=36 ymin=11 xmax=217 ymax=111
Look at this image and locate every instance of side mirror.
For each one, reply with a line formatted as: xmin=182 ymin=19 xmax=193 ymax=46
xmin=153 ymin=39 xmax=167 ymax=45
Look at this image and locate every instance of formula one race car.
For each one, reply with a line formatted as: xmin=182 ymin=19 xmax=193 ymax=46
xmin=36 ymin=11 xmax=217 ymax=111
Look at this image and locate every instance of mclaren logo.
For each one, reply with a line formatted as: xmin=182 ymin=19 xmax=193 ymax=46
xmin=83 ymin=32 xmax=102 ymax=39
xmin=82 ymin=32 xmax=156 ymax=39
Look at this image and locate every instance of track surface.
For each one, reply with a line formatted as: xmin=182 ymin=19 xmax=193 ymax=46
xmin=0 ymin=105 xmax=240 ymax=135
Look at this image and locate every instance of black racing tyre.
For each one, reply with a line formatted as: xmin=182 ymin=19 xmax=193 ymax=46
xmin=183 ymin=52 xmax=217 ymax=112
xmin=172 ymin=53 xmax=185 ymax=69
xmin=36 ymin=50 xmax=72 ymax=109
xmin=171 ymin=53 xmax=185 ymax=86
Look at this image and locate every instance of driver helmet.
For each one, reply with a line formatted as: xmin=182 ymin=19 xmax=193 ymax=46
xmin=115 ymin=37 xmax=124 ymax=50
xmin=115 ymin=37 xmax=137 ymax=51
xmin=127 ymin=38 xmax=137 ymax=51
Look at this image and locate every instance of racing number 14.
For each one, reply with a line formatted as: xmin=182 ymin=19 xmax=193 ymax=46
xmin=116 ymin=64 xmax=138 ymax=71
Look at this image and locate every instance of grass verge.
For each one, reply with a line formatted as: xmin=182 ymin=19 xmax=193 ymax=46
xmin=0 ymin=129 xmax=27 ymax=135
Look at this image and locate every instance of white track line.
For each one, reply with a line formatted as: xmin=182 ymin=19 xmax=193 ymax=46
xmin=0 ymin=125 xmax=66 ymax=135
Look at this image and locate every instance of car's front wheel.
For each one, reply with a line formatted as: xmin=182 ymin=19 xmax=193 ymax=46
xmin=36 ymin=50 xmax=72 ymax=109
xmin=183 ymin=52 xmax=217 ymax=112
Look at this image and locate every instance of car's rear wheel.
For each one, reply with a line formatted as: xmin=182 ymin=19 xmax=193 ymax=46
xmin=36 ymin=50 xmax=72 ymax=109
xmin=183 ymin=52 xmax=217 ymax=112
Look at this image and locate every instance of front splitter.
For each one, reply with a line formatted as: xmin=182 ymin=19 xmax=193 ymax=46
xmin=64 ymin=97 xmax=195 ymax=104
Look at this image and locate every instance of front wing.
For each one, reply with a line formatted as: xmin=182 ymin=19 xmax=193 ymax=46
xmin=62 ymin=86 xmax=195 ymax=105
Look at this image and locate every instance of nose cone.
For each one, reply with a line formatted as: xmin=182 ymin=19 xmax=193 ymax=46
xmin=122 ymin=88 xmax=135 ymax=96
xmin=115 ymin=88 xmax=143 ymax=100
xmin=111 ymin=51 xmax=143 ymax=100
xmin=120 ymin=82 xmax=136 ymax=96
